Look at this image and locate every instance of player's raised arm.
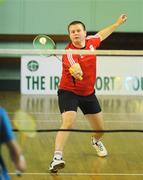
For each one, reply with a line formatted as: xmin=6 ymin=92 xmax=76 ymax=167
xmin=96 ymin=14 xmax=127 ymax=41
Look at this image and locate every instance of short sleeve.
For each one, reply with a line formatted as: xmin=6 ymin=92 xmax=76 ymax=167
xmin=86 ymin=35 xmax=101 ymax=48
xmin=0 ymin=107 xmax=15 ymax=144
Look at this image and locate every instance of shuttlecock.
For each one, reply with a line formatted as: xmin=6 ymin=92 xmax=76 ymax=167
xmin=39 ymin=37 xmax=47 ymax=45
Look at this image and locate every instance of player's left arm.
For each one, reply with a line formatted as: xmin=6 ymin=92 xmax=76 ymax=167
xmin=96 ymin=14 xmax=127 ymax=42
xmin=6 ymin=140 xmax=26 ymax=172
xmin=0 ymin=107 xmax=26 ymax=172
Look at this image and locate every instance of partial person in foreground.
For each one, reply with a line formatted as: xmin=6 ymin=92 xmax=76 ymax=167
xmin=49 ymin=14 xmax=127 ymax=173
xmin=0 ymin=107 xmax=26 ymax=179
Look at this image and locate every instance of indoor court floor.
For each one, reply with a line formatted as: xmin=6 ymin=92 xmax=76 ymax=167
xmin=1 ymin=91 xmax=143 ymax=180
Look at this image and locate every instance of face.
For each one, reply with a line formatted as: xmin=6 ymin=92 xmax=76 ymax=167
xmin=68 ymin=24 xmax=86 ymax=47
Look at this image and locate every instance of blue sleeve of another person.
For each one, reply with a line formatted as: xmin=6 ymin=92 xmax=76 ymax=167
xmin=0 ymin=107 xmax=15 ymax=144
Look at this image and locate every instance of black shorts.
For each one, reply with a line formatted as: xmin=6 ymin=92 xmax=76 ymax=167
xmin=58 ymin=89 xmax=101 ymax=114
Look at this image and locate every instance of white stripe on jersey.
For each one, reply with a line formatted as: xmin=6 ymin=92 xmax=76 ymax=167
xmin=67 ymin=49 xmax=76 ymax=65
xmin=86 ymin=34 xmax=100 ymax=40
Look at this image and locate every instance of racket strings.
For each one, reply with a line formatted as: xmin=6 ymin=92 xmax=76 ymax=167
xmin=33 ymin=35 xmax=56 ymax=56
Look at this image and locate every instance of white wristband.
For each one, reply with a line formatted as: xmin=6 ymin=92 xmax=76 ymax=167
xmin=15 ymin=169 xmax=22 ymax=176
xmin=19 ymin=154 xmax=25 ymax=161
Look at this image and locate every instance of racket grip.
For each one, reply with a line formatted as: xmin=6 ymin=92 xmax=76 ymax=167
xmin=79 ymin=76 xmax=83 ymax=80
xmin=69 ymin=68 xmax=83 ymax=81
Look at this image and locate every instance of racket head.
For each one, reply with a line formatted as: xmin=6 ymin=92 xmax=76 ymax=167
xmin=33 ymin=34 xmax=56 ymax=51
xmin=13 ymin=110 xmax=37 ymax=138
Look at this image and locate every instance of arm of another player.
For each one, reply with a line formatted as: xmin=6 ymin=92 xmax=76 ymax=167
xmin=0 ymin=107 xmax=26 ymax=172
xmin=6 ymin=140 xmax=26 ymax=173
xmin=96 ymin=14 xmax=127 ymax=41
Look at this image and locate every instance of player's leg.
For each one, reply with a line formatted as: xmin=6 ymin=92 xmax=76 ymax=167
xmin=85 ymin=112 xmax=104 ymax=140
xmin=49 ymin=90 xmax=78 ymax=172
xmin=49 ymin=111 xmax=77 ymax=173
xmin=55 ymin=111 xmax=77 ymax=152
xmin=87 ymin=113 xmax=108 ymax=157
xmin=79 ymin=93 xmax=107 ymax=157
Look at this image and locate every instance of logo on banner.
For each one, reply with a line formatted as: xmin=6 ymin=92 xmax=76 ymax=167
xmin=27 ymin=60 xmax=39 ymax=71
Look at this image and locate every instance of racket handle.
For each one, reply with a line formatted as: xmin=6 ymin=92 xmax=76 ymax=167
xmin=69 ymin=68 xmax=83 ymax=81
xmin=79 ymin=76 xmax=83 ymax=80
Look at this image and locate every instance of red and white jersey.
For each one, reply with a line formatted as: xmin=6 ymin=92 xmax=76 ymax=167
xmin=59 ymin=35 xmax=101 ymax=96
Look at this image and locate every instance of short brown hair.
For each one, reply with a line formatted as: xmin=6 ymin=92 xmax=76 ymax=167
xmin=68 ymin=21 xmax=86 ymax=32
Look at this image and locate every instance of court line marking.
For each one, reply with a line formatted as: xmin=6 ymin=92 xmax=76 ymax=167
xmin=9 ymin=172 xmax=143 ymax=176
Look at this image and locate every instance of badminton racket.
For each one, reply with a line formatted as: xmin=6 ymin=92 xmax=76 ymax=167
xmin=13 ymin=110 xmax=37 ymax=139
xmin=33 ymin=34 xmax=83 ymax=80
xmin=12 ymin=110 xmax=36 ymax=176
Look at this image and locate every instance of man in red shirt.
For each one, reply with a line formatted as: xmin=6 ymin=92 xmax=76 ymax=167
xmin=49 ymin=14 xmax=127 ymax=173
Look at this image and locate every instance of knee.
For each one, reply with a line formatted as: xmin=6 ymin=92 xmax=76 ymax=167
xmin=61 ymin=112 xmax=76 ymax=129
xmin=62 ymin=119 xmax=75 ymax=129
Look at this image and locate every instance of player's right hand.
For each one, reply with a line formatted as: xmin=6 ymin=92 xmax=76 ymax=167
xmin=69 ymin=63 xmax=83 ymax=80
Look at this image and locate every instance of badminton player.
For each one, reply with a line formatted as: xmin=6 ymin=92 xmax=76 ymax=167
xmin=49 ymin=14 xmax=127 ymax=172
xmin=0 ymin=107 xmax=26 ymax=179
